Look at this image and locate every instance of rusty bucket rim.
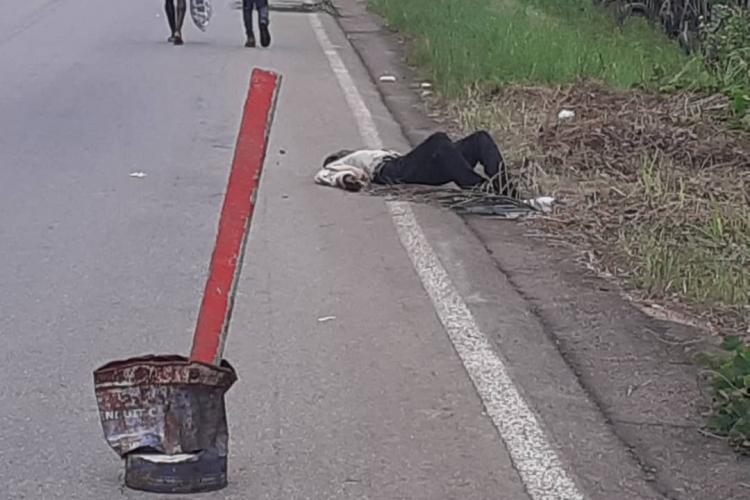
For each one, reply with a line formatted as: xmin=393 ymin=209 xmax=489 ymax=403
xmin=93 ymin=354 xmax=237 ymax=392
xmin=94 ymin=354 xmax=235 ymax=374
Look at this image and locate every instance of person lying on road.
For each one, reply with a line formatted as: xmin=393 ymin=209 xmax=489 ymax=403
xmin=314 ymin=131 xmax=518 ymax=197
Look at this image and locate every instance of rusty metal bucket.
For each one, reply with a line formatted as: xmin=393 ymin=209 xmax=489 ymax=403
xmin=93 ymin=355 xmax=237 ymax=493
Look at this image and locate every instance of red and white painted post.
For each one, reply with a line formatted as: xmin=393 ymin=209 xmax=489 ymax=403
xmin=93 ymin=69 xmax=282 ymax=494
xmin=191 ymin=69 xmax=281 ymax=365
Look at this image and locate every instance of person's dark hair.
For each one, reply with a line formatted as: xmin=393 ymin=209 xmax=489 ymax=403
xmin=323 ymin=149 xmax=355 ymax=167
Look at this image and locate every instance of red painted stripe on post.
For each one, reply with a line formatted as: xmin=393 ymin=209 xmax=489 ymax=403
xmin=190 ymin=69 xmax=281 ymax=365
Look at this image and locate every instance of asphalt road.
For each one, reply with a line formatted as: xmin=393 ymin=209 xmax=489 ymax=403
xmin=0 ymin=1 xmax=533 ymax=498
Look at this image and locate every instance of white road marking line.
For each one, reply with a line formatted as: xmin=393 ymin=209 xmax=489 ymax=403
xmin=309 ymin=13 xmax=586 ymax=500
xmin=309 ymin=15 xmax=382 ymax=149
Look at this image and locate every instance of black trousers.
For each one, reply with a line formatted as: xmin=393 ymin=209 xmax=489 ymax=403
xmin=243 ymin=0 xmax=270 ymax=37
xmin=164 ymin=0 xmax=186 ymax=34
xmin=374 ymin=132 xmax=516 ymax=197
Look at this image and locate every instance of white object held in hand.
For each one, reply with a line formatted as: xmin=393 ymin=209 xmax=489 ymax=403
xmin=190 ymin=0 xmax=212 ymax=31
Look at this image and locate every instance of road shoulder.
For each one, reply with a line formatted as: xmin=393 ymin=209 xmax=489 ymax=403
xmin=328 ymin=1 xmax=750 ymax=498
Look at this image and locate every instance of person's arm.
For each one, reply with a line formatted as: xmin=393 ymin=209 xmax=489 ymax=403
xmin=314 ymin=164 xmax=369 ymax=192
xmin=314 ymin=167 xmax=339 ymax=187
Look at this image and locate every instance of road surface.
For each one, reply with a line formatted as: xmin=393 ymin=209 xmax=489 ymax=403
xmin=0 ymin=1 xmax=635 ymax=499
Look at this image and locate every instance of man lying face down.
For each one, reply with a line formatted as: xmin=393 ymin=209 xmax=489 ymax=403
xmin=314 ymin=131 xmax=519 ymax=198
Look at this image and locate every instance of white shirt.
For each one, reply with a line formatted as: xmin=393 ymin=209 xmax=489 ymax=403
xmin=314 ymin=149 xmax=400 ymax=190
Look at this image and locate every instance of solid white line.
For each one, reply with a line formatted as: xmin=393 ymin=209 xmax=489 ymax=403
xmin=309 ymin=14 xmax=585 ymax=500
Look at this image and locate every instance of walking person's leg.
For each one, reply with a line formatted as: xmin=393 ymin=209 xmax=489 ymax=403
xmin=257 ymin=0 xmax=271 ymax=47
xmin=243 ymin=0 xmax=256 ymax=47
xmin=454 ymin=131 xmax=516 ymax=197
xmin=173 ymin=0 xmax=187 ymax=45
xmin=376 ymin=133 xmax=486 ymax=188
xmin=164 ymin=0 xmax=176 ymax=42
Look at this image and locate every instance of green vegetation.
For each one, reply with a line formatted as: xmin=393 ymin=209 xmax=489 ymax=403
xmin=370 ymin=0 xmax=693 ymax=94
xmin=620 ymin=155 xmax=749 ymax=312
xmin=702 ymin=337 xmax=750 ymax=454
xmin=701 ymin=4 xmax=750 ymax=124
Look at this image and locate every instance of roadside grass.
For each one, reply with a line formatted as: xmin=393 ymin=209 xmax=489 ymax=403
xmin=618 ymin=155 xmax=750 ymax=317
xmin=699 ymin=336 xmax=750 ymax=455
xmin=370 ymin=0 xmax=695 ymax=94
